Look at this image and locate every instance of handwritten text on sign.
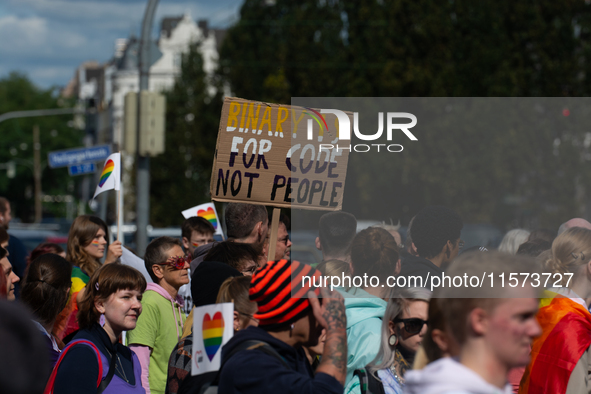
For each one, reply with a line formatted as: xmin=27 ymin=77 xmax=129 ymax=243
xmin=210 ymin=98 xmax=350 ymax=210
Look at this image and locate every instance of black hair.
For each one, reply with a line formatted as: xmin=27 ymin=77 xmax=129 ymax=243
xmin=318 ymin=211 xmax=357 ymax=256
xmin=182 ymin=216 xmax=215 ymax=240
xmin=203 ymin=241 xmax=259 ymax=271
xmin=411 ymin=206 xmax=463 ymax=259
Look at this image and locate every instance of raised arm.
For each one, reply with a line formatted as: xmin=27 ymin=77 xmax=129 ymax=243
xmin=309 ymin=287 xmax=347 ymax=386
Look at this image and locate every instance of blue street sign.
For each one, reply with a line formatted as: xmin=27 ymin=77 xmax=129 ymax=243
xmin=68 ymin=163 xmax=96 ymax=176
xmin=48 ymin=145 xmax=111 ymax=168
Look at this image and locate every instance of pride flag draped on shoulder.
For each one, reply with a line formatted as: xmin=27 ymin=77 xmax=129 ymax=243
xmin=520 ymin=290 xmax=591 ymax=394
xmin=92 ymin=152 xmax=121 ymax=199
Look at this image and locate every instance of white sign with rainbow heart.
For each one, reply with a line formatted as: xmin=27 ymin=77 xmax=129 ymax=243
xmin=191 ymin=302 xmax=234 ymax=375
xmin=181 ymin=202 xmax=224 ymax=237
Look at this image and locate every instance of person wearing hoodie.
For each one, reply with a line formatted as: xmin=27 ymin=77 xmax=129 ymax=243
xmin=218 ymin=259 xmax=347 ymax=394
xmin=399 ymin=206 xmax=463 ymax=282
xmin=128 ymin=237 xmax=190 ymax=394
xmin=404 ymin=251 xmax=541 ymax=394
xmin=342 ymin=227 xmax=401 ymax=394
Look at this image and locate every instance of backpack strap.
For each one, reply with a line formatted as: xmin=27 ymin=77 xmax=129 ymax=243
xmin=97 ymin=347 xmax=117 ymax=394
xmin=353 ymin=368 xmax=386 ymax=394
xmin=353 ymin=369 xmax=370 ymax=394
xmin=43 ymin=340 xmax=104 ymax=394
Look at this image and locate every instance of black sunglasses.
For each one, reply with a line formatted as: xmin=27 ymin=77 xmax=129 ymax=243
xmin=393 ymin=317 xmax=428 ymax=335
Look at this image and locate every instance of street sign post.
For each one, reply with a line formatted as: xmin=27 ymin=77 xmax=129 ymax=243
xmin=48 ymin=145 xmax=111 ymax=168
xmin=68 ymin=163 xmax=96 ymax=176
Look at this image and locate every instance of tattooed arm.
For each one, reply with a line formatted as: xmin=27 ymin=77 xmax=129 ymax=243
xmin=309 ymin=287 xmax=348 ymax=386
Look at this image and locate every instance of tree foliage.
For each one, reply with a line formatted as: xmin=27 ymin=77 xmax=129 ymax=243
xmin=0 ymin=72 xmax=81 ymax=221
xmin=150 ymin=43 xmax=223 ymax=227
xmin=217 ymin=0 xmax=591 ymax=229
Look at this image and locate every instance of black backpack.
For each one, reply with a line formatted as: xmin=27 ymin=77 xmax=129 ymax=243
xmin=353 ymin=367 xmax=386 ymax=394
xmin=198 ymin=340 xmax=291 ymax=394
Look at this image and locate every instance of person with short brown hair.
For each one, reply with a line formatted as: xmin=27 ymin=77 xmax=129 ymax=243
xmin=128 ymin=236 xmax=189 ymax=394
xmin=51 ymin=263 xmax=147 ymax=393
xmin=404 ymin=252 xmax=541 ymax=394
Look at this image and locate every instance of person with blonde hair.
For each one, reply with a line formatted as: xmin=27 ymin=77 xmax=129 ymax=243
xmin=521 ymin=227 xmax=591 ymax=394
xmin=498 ymin=229 xmax=530 ymax=255
xmin=353 ymin=288 xmax=431 ymax=394
xmin=58 ymin=215 xmax=122 ymax=340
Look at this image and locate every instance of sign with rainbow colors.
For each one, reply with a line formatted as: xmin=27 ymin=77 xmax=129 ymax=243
xmin=92 ymin=153 xmax=121 ymax=199
xmin=191 ymin=302 xmax=234 ymax=375
xmin=181 ymin=202 xmax=224 ymax=237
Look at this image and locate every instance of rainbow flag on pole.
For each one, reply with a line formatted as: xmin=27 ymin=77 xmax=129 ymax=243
xmin=93 ymin=153 xmax=121 ymax=199
xmin=519 ymin=290 xmax=591 ymax=394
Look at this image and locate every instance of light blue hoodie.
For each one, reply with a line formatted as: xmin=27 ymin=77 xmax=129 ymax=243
xmin=338 ymin=287 xmax=387 ymax=394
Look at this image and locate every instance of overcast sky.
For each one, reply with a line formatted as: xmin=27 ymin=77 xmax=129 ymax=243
xmin=0 ymin=0 xmax=243 ymax=89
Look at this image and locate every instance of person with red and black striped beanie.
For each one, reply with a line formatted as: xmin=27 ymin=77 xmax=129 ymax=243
xmin=218 ymin=259 xmax=347 ymax=394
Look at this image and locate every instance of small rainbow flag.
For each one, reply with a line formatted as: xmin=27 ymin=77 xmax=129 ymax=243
xmin=181 ymin=203 xmax=224 ymax=237
xmin=93 ymin=153 xmax=121 ymax=199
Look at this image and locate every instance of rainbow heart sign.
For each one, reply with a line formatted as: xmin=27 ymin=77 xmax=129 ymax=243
xmin=181 ymin=203 xmax=224 ymax=237
xmin=99 ymin=159 xmax=115 ymax=187
xmin=198 ymin=207 xmax=218 ymax=229
xmin=202 ymin=312 xmax=225 ymax=362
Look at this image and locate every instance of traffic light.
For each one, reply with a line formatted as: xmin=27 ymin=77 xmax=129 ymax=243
xmin=123 ymin=91 xmax=166 ymax=156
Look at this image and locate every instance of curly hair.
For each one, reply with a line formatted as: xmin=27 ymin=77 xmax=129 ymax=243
xmin=66 ymin=215 xmax=109 ymax=277
xmin=350 ymin=227 xmax=399 ymax=282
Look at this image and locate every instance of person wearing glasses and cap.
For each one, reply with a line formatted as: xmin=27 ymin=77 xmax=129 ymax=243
xmin=353 ymin=288 xmax=431 ymax=394
xmin=127 ymin=237 xmax=190 ymax=394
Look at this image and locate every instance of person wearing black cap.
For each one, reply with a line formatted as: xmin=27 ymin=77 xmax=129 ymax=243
xmin=165 ymin=261 xmax=242 ymax=394
xmin=218 ymin=259 xmax=347 ymax=394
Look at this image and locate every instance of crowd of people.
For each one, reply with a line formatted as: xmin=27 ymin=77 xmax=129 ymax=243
xmin=3 ymin=195 xmax=591 ymax=394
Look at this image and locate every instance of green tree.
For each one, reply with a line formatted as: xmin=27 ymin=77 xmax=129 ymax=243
xmin=218 ymin=0 xmax=591 ymax=229
xmin=150 ymin=43 xmax=223 ymax=227
xmin=0 ymin=72 xmax=81 ymax=221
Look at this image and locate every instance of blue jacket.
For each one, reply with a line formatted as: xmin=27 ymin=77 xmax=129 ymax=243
xmin=218 ymin=326 xmax=343 ymax=394
xmin=338 ymin=287 xmax=387 ymax=394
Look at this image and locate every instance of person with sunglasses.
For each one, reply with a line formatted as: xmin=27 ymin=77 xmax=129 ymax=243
xmin=354 ymin=288 xmax=431 ymax=394
xmin=127 ymin=237 xmax=190 ymax=394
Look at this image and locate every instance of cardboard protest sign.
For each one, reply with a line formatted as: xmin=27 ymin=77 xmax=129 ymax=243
xmin=210 ymin=97 xmax=350 ymax=210
xmin=191 ymin=302 xmax=234 ymax=375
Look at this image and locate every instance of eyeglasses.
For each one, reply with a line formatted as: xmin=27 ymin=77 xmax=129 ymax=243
xmin=393 ymin=317 xmax=428 ymax=335
xmin=156 ymin=255 xmax=191 ymax=270
xmin=237 ymin=311 xmax=259 ymax=324
xmin=241 ymin=265 xmax=258 ymax=275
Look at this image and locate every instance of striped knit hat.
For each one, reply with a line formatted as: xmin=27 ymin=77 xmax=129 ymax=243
xmin=249 ymin=259 xmax=321 ymax=328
